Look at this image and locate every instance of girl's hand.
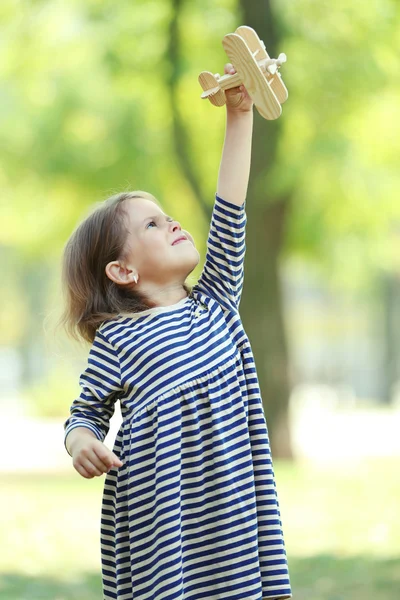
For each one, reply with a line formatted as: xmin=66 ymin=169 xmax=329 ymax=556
xmin=223 ymin=63 xmax=254 ymax=114
xmin=72 ymin=438 xmax=123 ymax=479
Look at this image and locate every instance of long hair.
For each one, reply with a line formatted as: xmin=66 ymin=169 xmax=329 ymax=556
xmin=59 ymin=190 xmax=192 ymax=344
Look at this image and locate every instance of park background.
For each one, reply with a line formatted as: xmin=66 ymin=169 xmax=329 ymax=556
xmin=1 ymin=0 xmax=400 ymax=598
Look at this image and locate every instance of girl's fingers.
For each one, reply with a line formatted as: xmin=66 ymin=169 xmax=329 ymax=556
xmin=94 ymin=446 xmax=123 ymax=470
xmin=112 ymin=454 xmax=124 ymax=467
xmin=82 ymin=457 xmax=106 ymax=477
xmin=224 ymin=62 xmax=236 ymax=75
xmin=91 ymin=451 xmax=112 ymax=473
xmin=75 ymin=463 xmax=94 ymax=479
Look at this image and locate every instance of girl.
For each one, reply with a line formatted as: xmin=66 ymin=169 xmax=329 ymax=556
xmin=62 ymin=63 xmax=292 ymax=600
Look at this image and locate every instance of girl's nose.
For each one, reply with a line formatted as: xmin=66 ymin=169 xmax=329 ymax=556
xmin=170 ymin=220 xmax=181 ymax=231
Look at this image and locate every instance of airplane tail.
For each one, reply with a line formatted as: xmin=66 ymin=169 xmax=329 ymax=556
xmin=198 ymin=71 xmax=226 ymax=107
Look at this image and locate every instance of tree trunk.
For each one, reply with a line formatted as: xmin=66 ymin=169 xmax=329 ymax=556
xmin=239 ymin=0 xmax=294 ymax=458
xmin=381 ymin=272 xmax=400 ymax=404
xmin=166 ymin=0 xmax=294 ymax=457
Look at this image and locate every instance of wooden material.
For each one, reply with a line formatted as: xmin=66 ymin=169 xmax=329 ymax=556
xmin=198 ymin=26 xmax=288 ymax=120
xmin=235 ymin=26 xmax=288 ymax=105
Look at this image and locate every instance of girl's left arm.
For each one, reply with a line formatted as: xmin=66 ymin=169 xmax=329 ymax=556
xmin=191 ymin=68 xmax=254 ymax=312
xmin=217 ymin=64 xmax=254 ymax=207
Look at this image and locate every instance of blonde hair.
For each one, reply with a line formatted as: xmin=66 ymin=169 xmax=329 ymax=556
xmin=59 ymin=190 xmax=191 ymax=344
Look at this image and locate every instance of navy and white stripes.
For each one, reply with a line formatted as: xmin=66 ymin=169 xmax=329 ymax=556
xmin=64 ymin=331 xmax=122 ymax=453
xmin=64 ymin=193 xmax=292 ymax=599
xmin=198 ymin=195 xmax=246 ymax=311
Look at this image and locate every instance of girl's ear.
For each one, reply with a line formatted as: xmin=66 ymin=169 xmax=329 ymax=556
xmin=105 ymin=261 xmax=137 ymax=286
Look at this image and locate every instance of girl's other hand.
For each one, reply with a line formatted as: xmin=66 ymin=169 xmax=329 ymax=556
xmin=223 ymin=63 xmax=253 ymax=114
xmin=72 ymin=438 xmax=124 ymax=479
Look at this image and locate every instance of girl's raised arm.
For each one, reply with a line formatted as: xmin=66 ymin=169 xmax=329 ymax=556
xmin=217 ymin=63 xmax=254 ymax=207
xmin=193 ymin=194 xmax=247 ymax=311
xmin=192 ymin=65 xmax=253 ymax=312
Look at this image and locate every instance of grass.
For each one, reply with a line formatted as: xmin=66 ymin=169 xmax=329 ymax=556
xmin=1 ymin=458 xmax=399 ymax=599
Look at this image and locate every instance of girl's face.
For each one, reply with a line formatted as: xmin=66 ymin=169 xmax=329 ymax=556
xmin=107 ymin=197 xmax=200 ymax=288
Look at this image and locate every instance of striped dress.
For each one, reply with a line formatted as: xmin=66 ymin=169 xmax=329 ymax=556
xmin=64 ymin=194 xmax=292 ymax=600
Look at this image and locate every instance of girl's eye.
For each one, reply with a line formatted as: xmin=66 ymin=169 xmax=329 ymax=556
xmin=146 ymin=218 xmax=174 ymax=229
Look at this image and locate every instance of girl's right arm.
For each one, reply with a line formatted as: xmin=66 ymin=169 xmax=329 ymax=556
xmin=66 ymin=426 xmax=97 ymax=456
xmin=64 ymin=329 xmax=124 ymax=478
xmin=66 ymin=426 xmax=123 ymax=479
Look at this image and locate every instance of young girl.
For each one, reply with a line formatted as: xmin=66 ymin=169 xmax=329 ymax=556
xmin=62 ymin=63 xmax=292 ymax=600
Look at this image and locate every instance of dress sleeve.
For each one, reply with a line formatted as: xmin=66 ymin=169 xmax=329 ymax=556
xmin=63 ymin=329 xmax=123 ymax=457
xmin=194 ymin=193 xmax=247 ymax=311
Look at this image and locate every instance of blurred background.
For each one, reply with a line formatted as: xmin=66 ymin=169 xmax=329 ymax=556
xmin=1 ymin=0 xmax=400 ymax=598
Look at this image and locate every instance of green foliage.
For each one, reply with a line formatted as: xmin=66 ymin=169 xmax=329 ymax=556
xmin=273 ymin=0 xmax=400 ymax=286
xmin=1 ymin=0 xmax=399 ymax=261
xmin=1 ymin=0 xmax=399 ymax=402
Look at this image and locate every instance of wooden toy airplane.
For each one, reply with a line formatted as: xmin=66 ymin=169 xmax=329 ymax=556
xmin=199 ymin=26 xmax=288 ymax=120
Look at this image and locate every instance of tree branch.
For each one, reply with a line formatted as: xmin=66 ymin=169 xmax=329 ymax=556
xmin=167 ymin=0 xmax=212 ymax=221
